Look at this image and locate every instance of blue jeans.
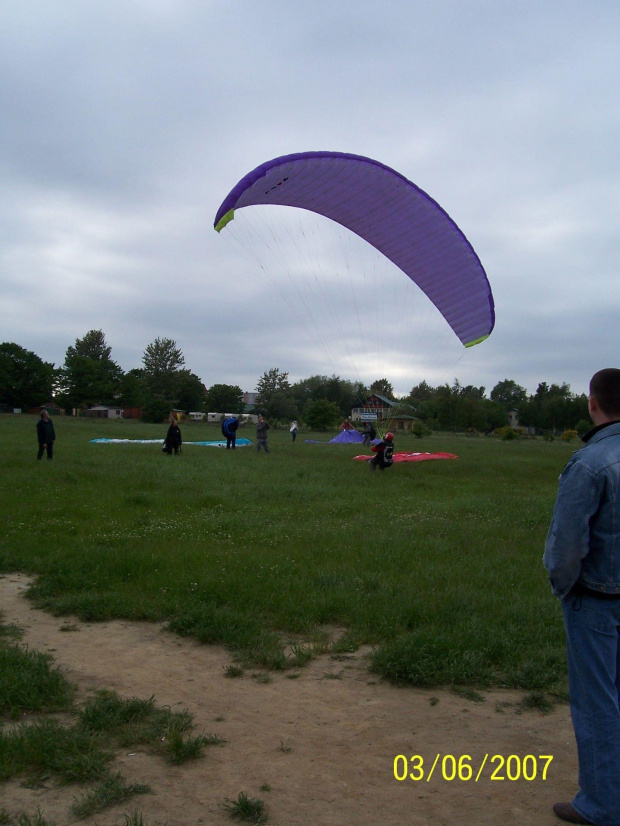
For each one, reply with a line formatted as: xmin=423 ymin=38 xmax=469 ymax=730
xmin=562 ymin=593 xmax=620 ymax=825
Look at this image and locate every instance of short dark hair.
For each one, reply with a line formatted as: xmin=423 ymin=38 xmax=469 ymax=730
xmin=590 ymin=368 xmax=620 ymax=417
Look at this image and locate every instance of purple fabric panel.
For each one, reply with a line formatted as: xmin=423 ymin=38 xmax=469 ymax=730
xmin=329 ymin=429 xmax=364 ymax=443
xmin=214 ymin=152 xmax=494 ymax=345
xmin=213 ymin=151 xmax=411 ymax=228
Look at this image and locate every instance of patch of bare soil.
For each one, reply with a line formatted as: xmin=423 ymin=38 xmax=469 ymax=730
xmin=1 ymin=573 xmax=576 ymax=825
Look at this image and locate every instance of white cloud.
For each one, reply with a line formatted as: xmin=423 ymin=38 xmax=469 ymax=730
xmin=1 ymin=0 xmax=619 ymax=399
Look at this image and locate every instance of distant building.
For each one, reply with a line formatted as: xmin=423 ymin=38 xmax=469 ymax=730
xmin=83 ymin=405 xmax=123 ymax=419
xmin=507 ymin=409 xmax=521 ymax=428
xmin=351 ymin=394 xmax=418 ymax=431
xmin=27 ymin=403 xmax=63 ymax=416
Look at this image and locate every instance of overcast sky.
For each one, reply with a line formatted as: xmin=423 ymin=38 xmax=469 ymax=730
xmin=2 ymin=1 xmax=619 ymax=398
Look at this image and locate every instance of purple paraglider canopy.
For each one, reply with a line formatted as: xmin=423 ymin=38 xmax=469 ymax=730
xmin=214 ymin=151 xmax=494 ymax=348
xmin=304 ymin=429 xmax=381 ymax=446
xmin=329 ymin=429 xmax=366 ymax=444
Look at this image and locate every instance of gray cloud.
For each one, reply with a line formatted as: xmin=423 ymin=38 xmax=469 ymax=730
xmin=1 ymin=0 xmax=619 ymax=399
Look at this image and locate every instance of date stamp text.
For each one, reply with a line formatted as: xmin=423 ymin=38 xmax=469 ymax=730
xmin=393 ymin=753 xmax=554 ymax=782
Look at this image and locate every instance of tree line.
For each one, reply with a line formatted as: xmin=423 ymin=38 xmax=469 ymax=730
xmin=0 ymin=332 xmax=589 ymax=432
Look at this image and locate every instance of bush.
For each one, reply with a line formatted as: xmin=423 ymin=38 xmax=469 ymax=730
xmin=492 ymin=426 xmax=521 ymax=441
xmin=576 ymin=419 xmax=591 ymax=437
xmin=141 ymin=396 xmax=171 ymax=424
xmin=304 ymin=399 xmax=341 ymax=431
xmin=560 ymin=430 xmax=578 ymax=442
xmin=411 ymin=421 xmax=431 ymax=438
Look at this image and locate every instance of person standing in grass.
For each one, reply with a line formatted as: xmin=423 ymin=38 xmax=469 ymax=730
xmin=36 ymin=409 xmax=55 ymax=460
xmin=222 ymin=415 xmax=239 ymax=449
xmin=164 ymin=415 xmax=182 ymax=455
xmin=256 ymin=415 xmax=270 ymax=453
xmin=290 ymin=420 xmax=298 ymax=442
xmin=362 ymin=421 xmax=376 ymax=446
xmin=544 ymin=368 xmax=620 ymax=826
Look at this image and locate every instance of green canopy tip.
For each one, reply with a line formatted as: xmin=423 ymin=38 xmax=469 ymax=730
xmin=464 ymin=334 xmax=490 ymax=348
xmin=215 ymin=209 xmax=235 ymax=233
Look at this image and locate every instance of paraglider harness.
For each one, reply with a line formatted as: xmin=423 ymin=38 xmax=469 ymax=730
xmin=369 ymin=438 xmax=394 ymax=470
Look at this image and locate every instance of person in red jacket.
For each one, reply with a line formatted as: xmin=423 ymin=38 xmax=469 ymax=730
xmin=369 ymin=432 xmax=394 ymax=471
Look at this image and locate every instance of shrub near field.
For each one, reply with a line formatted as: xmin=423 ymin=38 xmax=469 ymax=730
xmin=0 ymin=415 xmax=577 ymax=693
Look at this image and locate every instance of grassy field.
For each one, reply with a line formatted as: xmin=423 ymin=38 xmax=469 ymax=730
xmin=0 ymin=414 xmax=577 ymax=695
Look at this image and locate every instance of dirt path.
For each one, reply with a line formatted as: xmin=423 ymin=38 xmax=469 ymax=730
xmin=1 ymin=572 xmax=576 ymax=825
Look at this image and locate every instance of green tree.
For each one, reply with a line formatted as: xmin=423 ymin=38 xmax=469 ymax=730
xmin=490 ymin=379 xmax=528 ymax=410
xmin=304 ymin=399 xmax=341 ymax=431
xmin=324 ymin=376 xmax=366 ymax=416
xmin=292 ymin=374 xmax=366 ymax=417
xmin=408 ymin=381 xmax=436 ymax=406
xmin=370 ymin=378 xmax=395 ymax=400
xmin=255 ymin=368 xmax=292 ymax=414
xmin=417 ymin=379 xmax=494 ymax=432
xmin=143 ymin=337 xmax=185 ymax=374
xmin=176 ymin=371 xmax=207 ymax=412
xmin=58 ymin=330 xmax=122 ymax=409
xmin=118 ymin=369 xmax=149 ymax=408
xmin=0 ymin=343 xmax=56 ymax=408
xmin=141 ymin=337 xmax=185 ymax=412
xmin=291 ymin=375 xmax=328 ymax=413
xmin=142 ymin=395 xmax=173 ymax=424
xmin=576 ymin=418 xmax=591 ymax=437
xmin=482 ymin=399 xmax=508 ymax=430
xmin=264 ymin=390 xmax=297 ymax=421
xmin=205 ymin=384 xmax=245 ymax=413
xmin=522 ymin=382 xmax=586 ymax=433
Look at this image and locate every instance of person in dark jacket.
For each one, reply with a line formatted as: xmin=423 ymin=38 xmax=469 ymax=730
xmin=369 ymin=431 xmax=394 ymax=471
xmin=164 ymin=416 xmax=182 ymax=455
xmin=256 ymin=415 xmax=270 ymax=453
xmin=36 ymin=410 xmax=56 ymax=460
xmin=362 ymin=422 xmax=377 ymax=446
xmin=222 ymin=416 xmax=239 ymax=449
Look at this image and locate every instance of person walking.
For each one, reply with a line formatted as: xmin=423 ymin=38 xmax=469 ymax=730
xmin=256 ymin=415 xmax=270 ymax=453
xmin=544 ymin=368 xmax=620 ymax=826
xmin=290 ymin=420 xmax=298 ymax=442
xmin=36 ymin=409 xmax=56 ymax=460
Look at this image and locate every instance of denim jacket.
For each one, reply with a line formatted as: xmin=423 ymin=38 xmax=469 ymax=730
xmin=543 ymin=421 xmax=620 ymax=598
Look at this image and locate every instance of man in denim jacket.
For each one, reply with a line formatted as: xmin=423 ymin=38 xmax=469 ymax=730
xmin=544 ymin=368 xmax=620 ymax=825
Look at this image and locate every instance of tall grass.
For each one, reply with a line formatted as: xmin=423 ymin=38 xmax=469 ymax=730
xmin=0 ymin=414 xmax=576 ymax=691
